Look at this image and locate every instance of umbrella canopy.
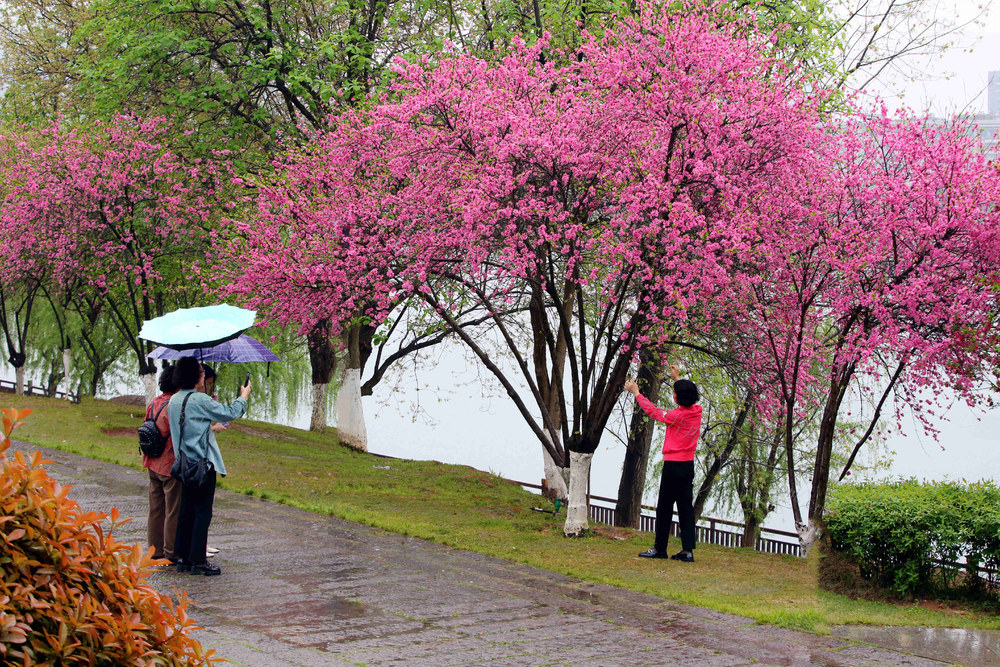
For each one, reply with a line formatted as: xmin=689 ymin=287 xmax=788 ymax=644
xmin=147 ymin=334 xmax=279 ymax=363
xmin=138 ymin=304 xmax=256 ymax=350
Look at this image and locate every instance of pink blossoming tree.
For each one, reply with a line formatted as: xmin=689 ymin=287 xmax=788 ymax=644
xmin=221 ymin=3 xmax=839 ymax=534
xmin=0 ymin=117 xmax=226 ymax=402
xmin=735 ymin=108 xmax=1000 ymax=551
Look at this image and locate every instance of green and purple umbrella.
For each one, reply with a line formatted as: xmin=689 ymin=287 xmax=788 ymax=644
xmin=146 ymin=334 xmax=279 ymax=363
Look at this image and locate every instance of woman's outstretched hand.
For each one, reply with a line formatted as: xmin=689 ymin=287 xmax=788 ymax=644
xmin=623 ymin=379 xmax=640 ymax=397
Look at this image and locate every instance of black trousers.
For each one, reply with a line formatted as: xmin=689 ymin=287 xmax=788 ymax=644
xmin=654 ymin=460 xmax=696 ymax=552
xmin=173 ymin=468 xmax=217 ymax=565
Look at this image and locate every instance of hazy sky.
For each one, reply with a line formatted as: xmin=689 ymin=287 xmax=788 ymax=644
xmin=873 ymin=1 xmax=1000 ymax=115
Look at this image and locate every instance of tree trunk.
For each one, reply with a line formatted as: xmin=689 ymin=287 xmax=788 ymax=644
xmin=307 ymin=319 xmax=337 ymax=431
xmin=62 ymin=348 xmax=72 ymax=400
xmin=13 ymin=364 xmax=24 ymax=396
xmin=141 ymin=371 xmax=157 ymax=405
xmin=742 ymin=513 xmax=761 ymax=549
xmin=615 ymin=346 xmax=665 ymax=528
xmin=809 ymin=412 xmax=837 ymax=526
xmin=45 ymin=369 xmax=58 ymax=397
xmin=336 ymin=367 xmax=367 ymax=451
xmin=563 ymin=451 xmax=592 ymax=537
xmin=541 ymin=443 xmax=569 ymax=499
xmin=807 ymin=366 xmax=852 ymax=537
xmin=797 ymin=520 xmax=821 ymax=556
xmin=783 ymin=396 xmax=804 ymax=529
xmin=336 ymin=324 xmax=367 ymax=451
xmin=738 ymin=423 xmax=782 ymax=549
xmin=530 ymin=284 xmax=572 ymax=500
xmin=310 ymin=383 xmax=328 ymax=431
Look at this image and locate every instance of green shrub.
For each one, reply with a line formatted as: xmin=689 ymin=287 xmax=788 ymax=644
xmin=824 ymin=479 xmax=1000 ymax=600
xmin=0 ymin=408 xmax=215 ymax=665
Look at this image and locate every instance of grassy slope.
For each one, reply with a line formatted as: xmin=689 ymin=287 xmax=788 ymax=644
xmin=9 ymin=395 xmax=999 ymax=634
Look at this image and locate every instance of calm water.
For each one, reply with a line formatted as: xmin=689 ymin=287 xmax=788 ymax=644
xmin=9 ymin=348 xmax=998 ymax=533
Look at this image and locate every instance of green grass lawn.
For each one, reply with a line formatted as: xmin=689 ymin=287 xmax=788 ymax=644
xmin=8 ymin=394 xmax=999 ymax=634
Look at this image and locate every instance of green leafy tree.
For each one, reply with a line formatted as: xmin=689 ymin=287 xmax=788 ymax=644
xmin=75 ymin=0 xmax=454 ymax=148
xmin=0 ymin=0 xmax=102 ymax=125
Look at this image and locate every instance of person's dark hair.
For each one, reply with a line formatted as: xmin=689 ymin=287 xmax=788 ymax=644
xmin=158 ymin=363 xmax=177 ymax=394
xmin=674 ymin=379 xmax=699 ymax=407
xmin=173 ymin=356 xmax=202 ymax=390
xmin=201 ymin=363 xmax=216 ymax=380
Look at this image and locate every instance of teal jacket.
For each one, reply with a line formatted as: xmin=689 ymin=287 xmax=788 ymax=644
xmin=168 ymin=389 xmax=247 ymax=478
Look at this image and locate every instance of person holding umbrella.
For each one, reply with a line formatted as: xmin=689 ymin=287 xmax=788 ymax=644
xmin=168 ymin=356 xmax=252 ymax=576
xmin=198 ymin=362 xmax=224 ymax=558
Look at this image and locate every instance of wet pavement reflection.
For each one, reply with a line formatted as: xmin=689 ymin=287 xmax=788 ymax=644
xmin=834 ymin=625 xmax=1000 ymax=667
xmin=13 ymin=439 xmax=990 ymax=667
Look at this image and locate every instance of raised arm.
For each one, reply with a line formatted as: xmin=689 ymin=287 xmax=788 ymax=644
xmin=194 ymin=390 xmax=250 ymax=423
xmin=623 ymin=377 xmax=678 ymax=424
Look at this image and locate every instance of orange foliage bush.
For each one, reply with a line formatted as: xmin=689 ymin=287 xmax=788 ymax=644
xmin=0 ymin=408 xmax=215 ymax=665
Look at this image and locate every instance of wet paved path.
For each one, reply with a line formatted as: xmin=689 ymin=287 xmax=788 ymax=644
xmin=13 ymin=440 xmax=961 ymax=666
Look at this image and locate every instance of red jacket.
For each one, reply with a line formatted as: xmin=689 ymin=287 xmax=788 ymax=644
xmin=634 ymin=394 xmax=702 ymax=462
xmin=142 ymin=392 xmax=176 ymax=476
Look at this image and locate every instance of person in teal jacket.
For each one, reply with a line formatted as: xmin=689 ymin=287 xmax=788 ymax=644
xmin=168 ymin=356 xmax=251 ymax=576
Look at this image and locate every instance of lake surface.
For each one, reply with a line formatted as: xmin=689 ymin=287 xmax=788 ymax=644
xmin=234 ymin=347 xmax=1000 ymax=532
xmin=8 ymin=348 xmax=998 ymax=533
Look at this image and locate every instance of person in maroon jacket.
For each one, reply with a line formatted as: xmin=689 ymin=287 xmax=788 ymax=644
xmin=624 ymin=364 xmax=702 ymax=562
xmin=143 ymin=363 xmax=180 ymax=564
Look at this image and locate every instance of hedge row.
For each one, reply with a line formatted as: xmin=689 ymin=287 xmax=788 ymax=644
xmin=824 ymin=479 xmax=1000 ymax=599
xmin=0 ymin=408 xmax=214 ymax=665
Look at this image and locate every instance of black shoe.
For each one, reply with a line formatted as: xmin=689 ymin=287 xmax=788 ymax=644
xmin=175 ymin=559 xmax=191 ymax=573
xmin=191 ymin=562 xmax=221 ymax=576
xmin=670 ymin=551 xmax=694 ymax=562
xmin=638 ymin=548 xmax=668 ymax=559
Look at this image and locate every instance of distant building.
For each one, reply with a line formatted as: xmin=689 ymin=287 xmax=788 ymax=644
xmin=942 ymin=72 xmax=999 ymax=159
xmin=975 ymin=117 xmax=1000 ymax=158
xmin=989 ymin=71 xmax=1000 ymax=118
xmin=926 ymin=114 xmax=998 ymax=160
xmin=975 ymin=70 xmax=1000 ymax=158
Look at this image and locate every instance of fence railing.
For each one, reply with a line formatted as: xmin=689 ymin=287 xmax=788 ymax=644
xmin=514 ymin=480 xmax=802 ymax=557
xmin=0 ymin=378 xmax=80 ymax=403
xmin=518 ymin=482 xmax=999 ymax=579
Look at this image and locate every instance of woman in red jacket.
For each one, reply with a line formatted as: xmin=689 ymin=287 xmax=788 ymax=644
xmin=624 ymin=364 xmax=702 ymax=562
xmin=143 ymin=363 xmax=179 ymax=564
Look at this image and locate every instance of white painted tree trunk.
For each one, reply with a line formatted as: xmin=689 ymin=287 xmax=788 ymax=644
xmin=336 ymin=367 xmax=367 ymax=452
xmin=62 ymin=348 xmax=72 ymax=400
xmin=563 ymin=451 xmax=593 ymax=537
xmin=797 ymin=520 xmax=821 ymax=556
xmin=310 ymin=382 xmax=328 ymax=431
xmin=141 ymin=372 xmax=157 ymax=406
xmin=14 ymin=366 xmax=24 ymax=395
xmin=542 ymin=444 xmax=569 ymax=499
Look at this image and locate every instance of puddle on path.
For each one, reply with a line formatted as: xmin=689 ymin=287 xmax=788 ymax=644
xmin=309 ymin=596 xmax=370 ymax=620
xmin=833 ymin=625 xmax=1000 ymax=666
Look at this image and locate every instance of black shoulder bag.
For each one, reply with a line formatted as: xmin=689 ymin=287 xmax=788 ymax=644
xmin=170 ymin=392 xmax=210 ymax=486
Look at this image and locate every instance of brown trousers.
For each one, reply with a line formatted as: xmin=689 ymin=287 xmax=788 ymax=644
xmin=148 ymin=470 xmax=182 ymax=560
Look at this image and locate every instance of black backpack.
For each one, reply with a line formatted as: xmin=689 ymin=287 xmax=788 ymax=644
xmin=138 ymin=401 xmax=170 ymax=457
